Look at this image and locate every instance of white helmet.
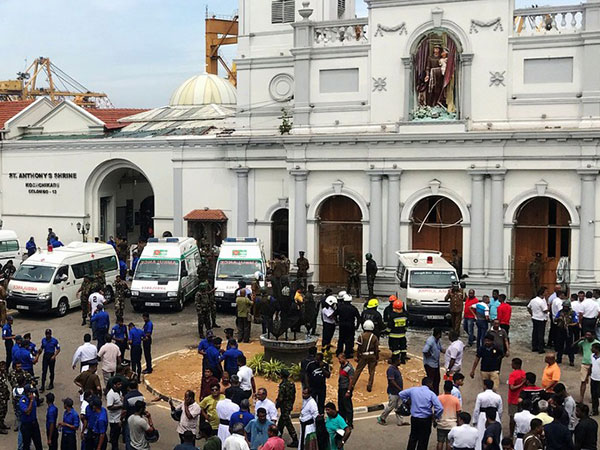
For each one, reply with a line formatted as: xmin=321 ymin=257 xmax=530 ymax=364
xmin=363 ymin=320 xmax=375 ymax=331
xmin=343 ymin=293 xmax=353 ymax=302
xmin=254 ymin=271 xmax=263 ymax=280
xmin=337 ymin=290 xmax=347 ymax=300
xmin=325 ymin=295 xmax=338 ymax=306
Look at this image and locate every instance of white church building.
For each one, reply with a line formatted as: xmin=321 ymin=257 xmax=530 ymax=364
xmin=1 ymin=0 xmax=600 ymax=298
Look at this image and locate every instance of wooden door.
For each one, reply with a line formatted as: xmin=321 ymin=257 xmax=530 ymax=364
xmin=318 ymin=196 xmax=363 ymax=286
xmin=512 ymin=197 xmax=571 ymax=299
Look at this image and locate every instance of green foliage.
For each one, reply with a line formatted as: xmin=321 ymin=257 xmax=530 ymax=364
xmin=279 ymin=108 xmax=293 ymax=135
xmin=248 ymin=353 xmax=265 ymax=374
xmin=322 ymin=349 xmax=334 ymax=365
xmin=247 ymin=353 xmax=302 ymax=383
xmin=289 ymin=363 xmax=302 ymax=382
xmin=262 ymin=359 xmax=286 ymax=381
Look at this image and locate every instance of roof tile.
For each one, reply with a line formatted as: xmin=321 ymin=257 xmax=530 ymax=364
xmin=184 ymin=209 xmax=228 ymax=221
xmin=86 ymin=108 xmax=149 ymax=130
xmin=0 ymin=100 xmax=35 ymax=129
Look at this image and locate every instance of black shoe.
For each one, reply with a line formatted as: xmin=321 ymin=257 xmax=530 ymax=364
xmin=213 ymin=324 xmax=221 ymax=329
xmin=48 ymin=384 xmax=54 ymax=390
xmin=81 ymin=320 xmax=86 ymax=326
xmin=142 ymin=369 xmax=152 ymax=374
xmin=0 ymin=429 xmax=8 ymax=435
xmin=288 ymin=442 xmax=299 ymax=448
xmin=39 ymin=386 xmax=45 ymax=393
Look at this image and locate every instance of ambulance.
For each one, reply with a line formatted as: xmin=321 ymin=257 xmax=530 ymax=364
xmin=7 ymin=242 xmax=118 ymax=317
xmin=130 ymin=237 xmax=200 ymax=311
xmin=214 ymin=237 xmax=266 ymax=309
xmin=395 ymin=251 xmax=459 ymax=323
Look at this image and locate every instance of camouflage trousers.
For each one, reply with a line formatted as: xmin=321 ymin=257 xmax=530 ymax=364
xmin=0 ymin=397 xmax=7 ymax=425
xmin=114 ymin=298 xmax=124 ymax=319
xmin=81 ymin=299 xmax=89 ymax=320
xmin=209 ymin=300 xmax=217 ymax=327
xmin=277 ymin=408 xmax=298 ymax=441
xmin=197 ymin=312 xmax=212 ymax=338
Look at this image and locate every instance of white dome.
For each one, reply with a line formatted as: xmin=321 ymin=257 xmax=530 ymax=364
xmin=169 ymin=74 xmax=237 ymax=106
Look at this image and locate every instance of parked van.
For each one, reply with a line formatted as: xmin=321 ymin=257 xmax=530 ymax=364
xmin=395 ymin=251 xmax=459 ymax=323
xmin=7 ymin=242 xmax=118 ymax=317
xmin=0 ymin=230 xmax=22 ymax=270
xmin=214 ymin=238 xmax=266 ymax=309
xmin=130 ymin=237 xmax=200 ymax=311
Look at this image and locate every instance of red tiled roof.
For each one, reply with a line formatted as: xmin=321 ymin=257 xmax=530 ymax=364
xmin=0 ymin=100 xmax=35 ymax=129
xmin=86 ymin=108 xmax=149 ymax=130
xmin=184 ymin=209 xmax=228 ymax=222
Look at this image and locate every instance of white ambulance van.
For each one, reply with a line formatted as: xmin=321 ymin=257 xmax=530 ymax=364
xmin=7 ymin=242 xmax=118 ymax=317
xmin=130 ymin=237 xmax=200 ymax=312
xmin=395 ymin=251 xmax=459 ymax=324
xmin=214 ymin=238 xmax=266 ymax=309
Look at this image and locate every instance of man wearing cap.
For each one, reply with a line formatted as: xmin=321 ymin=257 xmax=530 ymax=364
xmin=142 ymin=313 xmax=153 ymax=375
xmin=195 ymin=282 xmax=213 ymax=338
xmin=445 ymin=281 xmax=464 ymax=335
xmin=111 ymin=316 xmax=128 ymax=363
xmin=344 ymin=256 xmax=361 ymax=298
xmin=361 ymin=298 xmax=384 ymax=338
xmin=38 ymin=329 xmax=60 ymax=392
xmin=296 ymin=251 xmax=310 ymax=290
xmin=91 ymin=304 xmax=110 ymax=350
xmin=276 ymin=369 xmax=298 ymax=447
xmin=128 ymin=322 xmax=145 ymax=379
xmin=78 ymin=275 xmax=93 ymax=326
xmin=387 ymin=299 xmax=409 ymax=364
xmin=365 ymin=253 xmax=378 ymax=299
xmin=335 ymin=292 xmax=360 ymax=358
xmin=74 ymin=363 xmax=102 ymax=399
xmin=198 ymin=331 xmax=215 ymax=371
xmin=349 ymin=319 xmax=380 ymax=393
xmin=20 ymin=385 xmax=43 ymax=449
xmin=14 ymin=335 xmax=35 ymax=375
xmin=2 ymin=315 xmax=15 ymax=366
xmin=58 ymin=397 xmax=79 ymax=450
xmin=321 ymin=293 xmax=337 ymax=353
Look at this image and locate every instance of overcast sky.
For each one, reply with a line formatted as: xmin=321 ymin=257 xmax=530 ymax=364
xmin=0 ymin=0 xmax=581 ymax=108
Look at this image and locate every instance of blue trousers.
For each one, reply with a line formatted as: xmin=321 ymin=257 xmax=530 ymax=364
xmin=476 ymin=319 xmax=489 ymax=349
xmin=463 ymin=318 xmax=475 ymax=345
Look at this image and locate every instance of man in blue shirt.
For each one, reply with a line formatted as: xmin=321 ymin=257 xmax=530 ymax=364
xmin=19 ymin=386 xmax=43 ymax=450
xmin=399 ymin=377 xmax=443 ymax=450
xmin=489 ymin=289 xmax=501 ymax=321
xmin=58 ymin=397 xmax=79 ymax=450
xmin=230 ymin=398 xmax=254 ymax=427
xmin=2 ymin=316 xmax=15 ymax=367
xmin=472 ymin=295 xmax=491 ymax=350
xmin=111 ymin=317 xmax=128 ymax=362
xmin=119 ymin=259 xmax=127 ymax=279
xmin=38 ymin=329 xmax=60 ymax=392
xmin=91 ymin=304 xmax=110 ymax=350
xmin=89 ymin=398 xmax=108 ymax=450
xmin=26 ymin=237 xmax=37 ymax=257
xmin=422 ymin=328 xmax=444 ymax=395
xmin=206 ymin=337 xmax=223 ymax=380
xmin=142 ymin=313 xmax=153 ymax=374
xmin=245 ymin=408 xmax=273 ymax=450
xmin=45 ymin=392 xmax=58 ymax=450
xmin=128 ymin=322 xmax=144 ymax=378
xmin=198 ymin=331 xmax=214 ymax=371
xmin=14 ymin=337 xmax=35 ymax=375
xmin=220 ymin=339 xmax=243 ymax=376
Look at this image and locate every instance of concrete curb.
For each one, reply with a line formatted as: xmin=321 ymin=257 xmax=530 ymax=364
xmin=142 ymin=349 xmax=422 ymax=417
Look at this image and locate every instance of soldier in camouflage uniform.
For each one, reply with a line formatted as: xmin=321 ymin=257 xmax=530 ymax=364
xmin=344 ymin=256 xmax=362 ymax=298
xmin=276 ymin=369 xmax=298 ymax=446
xmin=113 ymin=275 xmax=129 ymax=320
xmin=195 ymin=282 xmax=213 ymax=338
xmin=93 ymin=269 xmax=106 ymax=292
xmin=78 ymin=275 xmax=92 ymax=326
xmin=0 ymin=361 xmax=10 ymax=432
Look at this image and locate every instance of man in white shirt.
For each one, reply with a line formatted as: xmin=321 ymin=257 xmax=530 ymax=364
xmin=106 ymin=379 xmax=124 ymax=450
xmin=580 ymin=291 xmax=599 ymax=336
xmin=448 ymin=411 xmax=479 ymax=450
xmin=170 ymin=390 xmax=202 ymax=441
xmin=527 ymin=288 xmax=548 ymax=354
xmin=298 ymin=388 xmax=319 ymax=450
xmin=97 ymin=335 xmax=121 ymax=385
xmin=254 ymin=388 xmax=278 ymax=423
xmin=223 ymin=422 xmax=250 ymax=450
xmin=513 ymin=400 xmax=535 ymax=450
xmin=71 ymin=334 xmax=98 ymax=372
xmin=547 ymin=284 xmax=562 ymax=347
xmin=89 ymin=290 xmax=106 ymax=316
xmin=445 ymin=330 xmax=464 ymax=376
xmin=216 ymin=391 xmax=240 ymax=442
xmin=237 ymin=355 xmax=256 ymax=400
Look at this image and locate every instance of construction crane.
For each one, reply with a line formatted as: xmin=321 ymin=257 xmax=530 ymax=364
xmin=205 ymin=10 xmax=238 ymax=87
xmin=0 ymin=57 xmax=112 ymax=108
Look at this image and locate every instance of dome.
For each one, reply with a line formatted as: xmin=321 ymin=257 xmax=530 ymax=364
xmin=169 ymin=74 xmax=237 ymax=106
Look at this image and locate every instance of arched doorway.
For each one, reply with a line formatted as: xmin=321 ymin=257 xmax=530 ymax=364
xmin=98 ymin=168 xmax=154 ymax=243
xmin=271 ymin=208 xmax=289 ymax=258
xmin=411 ymin=196 xmax=463 ymax=272
xmin=513 ymin=197 xmax=571 ymax=299
xmin=318 ymin=196 xmax=363 ymax=285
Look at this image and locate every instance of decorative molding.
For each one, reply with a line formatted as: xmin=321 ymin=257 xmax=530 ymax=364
xmin=269 ymin=73 xmax=295 ymax=102
xmin=332 ymin=180 xmax=344 ymax=194
xmin=469 ymin=17 xmax=503 ymax=34
xmin=489 ymin=71 xmax=505 ymax=87
xmin=431 ymin=8 xmax=444 ymax=28
xmin=535 ymin=179 xmax=548 ymax=196
xmin=374 ymin=23 xmax=407 ymax=37
xmin=429 ymin=179 xmax=441 ymax=195
xmin=372 ymin=77 xmax=387 ymax=92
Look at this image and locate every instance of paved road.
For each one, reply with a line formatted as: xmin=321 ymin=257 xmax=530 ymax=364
xmin=0 ymin=300 xmax=593 ymax=450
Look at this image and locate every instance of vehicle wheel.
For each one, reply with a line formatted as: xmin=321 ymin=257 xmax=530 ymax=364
xmin=132 ymin=303 xmax=144 ymax=313
xmin=56 ymin=298 xmax=69 ymax=317
xmin=174 ymin=296 xmax=184 ymax=312
xmin=104 ymin=286 xmax=114 ymax=303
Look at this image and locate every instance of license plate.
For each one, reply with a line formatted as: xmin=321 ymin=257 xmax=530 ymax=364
xmin=230 ymin=302 xmax=237 ymax=307
xmin=427 ymin=315 xmax=445 ymax=320
xmin=145 ymin=302 xmax=160 ymax=307
xmin=16 ymin=305 xmax=29 ymax=310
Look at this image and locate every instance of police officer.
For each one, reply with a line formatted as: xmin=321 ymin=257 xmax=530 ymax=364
xmin=78 ymin=276 xmax=92 ymax=326
xmin=296 ymin=251 xmax=310 ymax=290
xmin=344 ymin=256 xmax=361 ymax=298
xmin=20 ymin=385 xmax=43 ymax=449
xmin=387 ymin=299 xmax=408 ymax=364
xmin=195 ymin=282 xmax=213 ymax=338
xmin=335 ymin=291 xmax=361 ymax=358
xmin=361 ymin=299 xmax=385 ymax=338
xmin=38 ymin=329 xmax=60 ymax=392
xmin=2 ymin=316 xmax=15 ymax=366
xmin=209 ymin=285 xmax=219 ymax=329
xmin=113 ymin=275 xmax=129 ymax=320
xmin=365 ymin=253 xmax=378 ymax=298
xmin=276 ymin=369 xmax=298 ymax=447
xmin=349 ymin=320 xmax=379 ymax=393
xmin=142 ymin=313 xmax=153 ymax=374
xmin=111 ymin=316 xmax=128 ymax=361
xmin=445 ymin=281 xmax=464 ymax=335
xmin=0 ymin=361 xmax=10 ymax=433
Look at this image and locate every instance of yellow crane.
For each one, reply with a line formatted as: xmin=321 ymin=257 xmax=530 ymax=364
xmin=205 ymin=11 xmax=238 ymax=86
xmin=0 ymin=57 xmax=112 ymax=108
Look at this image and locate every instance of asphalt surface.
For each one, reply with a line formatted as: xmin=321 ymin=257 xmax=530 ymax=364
xmin=0 ymin=299 xmax=596 ymax=450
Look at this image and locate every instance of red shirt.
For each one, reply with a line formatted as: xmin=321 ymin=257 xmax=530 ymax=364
xmin=464 ymin=297 xmax=478 ymax=319
xmin=508 ymin=369 xmax=526 ymax=405
xmin=497 ymin=302 xmax=512 ymax=325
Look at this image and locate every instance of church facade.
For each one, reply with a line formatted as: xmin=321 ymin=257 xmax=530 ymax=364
xmin=2 ymin=0 xmax=600 ymax=298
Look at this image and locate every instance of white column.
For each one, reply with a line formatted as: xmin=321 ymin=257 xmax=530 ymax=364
xmin=368 ymin=173 xmax=383 ymax=265
xmin=488 ymin=170 xmax=506 ymax=278
xmin=577 ymin=169 xmax=598 ymax=283
xmin=469 ymin=172 xmax=485 ymax=277
xmin=235 ymin=168 xmax=249 ymax=236
xmin=386 ymin=173 xmax=401 ymax=268
xmin=292 ymin=170 xmax=309 ymax=258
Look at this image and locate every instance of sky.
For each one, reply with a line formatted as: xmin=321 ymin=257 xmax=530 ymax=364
xmin=0 ymin=0 xmax=581 ymax=108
